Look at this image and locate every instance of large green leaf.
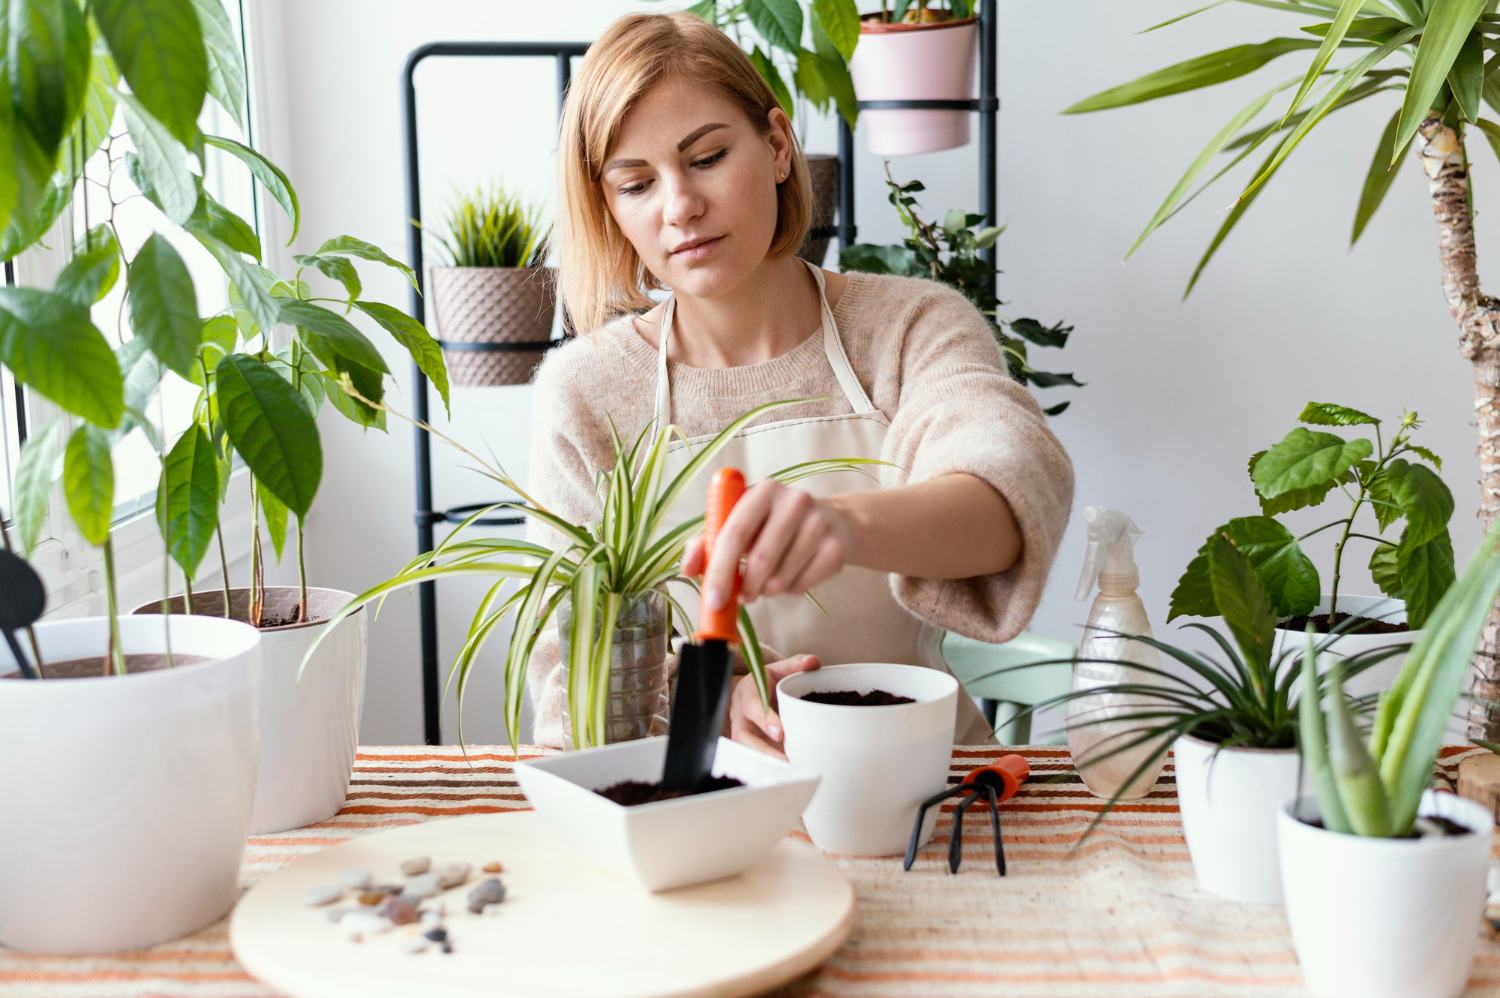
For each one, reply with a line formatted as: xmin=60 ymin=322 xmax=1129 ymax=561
xmin=93 ymin=0 xmax=206 ymax=148
xmin=1171 ymin=516 xmax=1320 ymax=621
xmin=1206 ymin=530 xmax=1278 ymax=678
xmin=1248 ymin=449 xmax=1335 ymax=514
xmin=1352 ymin=110 xmax=1404 ymax=244
xmin=127 ymin=233 xmax=201 ymax=378
xmin=155 ymin=423 xmax=218 ymax=576
xmin=185 ymin=188 xmax=260 ymax=259
xmin=188 ymin=0 xmax=245 ymax=127
xmin=294 ymin=253 xmax=360 ymax=302
xmin=1383 ymin=458 xmax=1454 ymax=543
xmin=115 ymin=337 xmax=163 ymax=446
xmin=11 ymin=421 xmax=61 ymax=553
xmin=810 ymin=19 xmax=858 ymax=128
xmin=278 ymin=299 xmax=389 ymax=374
xmin=1064 ymin=38 xmax=1321 ymax=113
xmin=745 ymin=0 xmax=803 ymax=57
xmin=314 ymin=234 xmax=416 ymax=289
xmin=0 ymin=286 xmax=122 ymax=426
xmin=811 ymin=0 xmax=858 ymax=61
xmin=205 ymin=134 xmax=300 ymax=242
xmin=749 ymin=46 xmax=794 ymax=121
xmin=197 ymin=233 xmax=279 ymax=332
xmin=257 ymin=477 xmax=288 ymax=561
xmin=121 ymin=95 xmax=199 ymax=224
xmin=1448 ymin=30 xmax=1484 ymax=123
xmin=1392 ymin=0 xmax=1489 ymax=164
xmin=56 ymin=42 xmax=118 ymax=190
xmin=63 ymin=424 xmax=113 ymax=545
xmin=215 ymin=353 xmax=321 ymax=516
xmin=55 ymin=224 xmax=121 ymax=306
xmin=3 ymin=0 xmax=90 ymax=154
xmin=1300 ymin=400 xmax=1380 ymax=426
xmin=1243 ymin=27 xmax=1419 ymax=199
xmin=1397 ymin=526 xmax=1454 ymax=629
xmin=1284 ymin=0 xmax=1369 ymax=125
xmin=1253 ymin=427 xmax=1373 ymax=497
xmin=353 ymin=300 xmax=450 ymax=414
xmin=1370 ymin=540 xmax=1402 ymax=598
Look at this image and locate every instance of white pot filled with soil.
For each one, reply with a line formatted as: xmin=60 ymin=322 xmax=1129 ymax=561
xmin=1279 ymin=791 xmax=1491 ymax=998
xmin=135 ymin=587 xmax=367 ymax=833
xmin=0 ymin=614 xmax=261 ymax=954
xmin=778 ymin=663 xmax=957 ymax=856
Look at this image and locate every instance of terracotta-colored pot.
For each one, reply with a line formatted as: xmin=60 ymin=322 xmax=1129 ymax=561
xmin=429 ymin=265 xmax=557 ymax=386
xmin=850 ymin=14 xmax=978 ymax=156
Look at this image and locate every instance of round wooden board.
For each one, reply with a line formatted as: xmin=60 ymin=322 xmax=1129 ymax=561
xmin=231 ymin=811 xmax=855 ymax=998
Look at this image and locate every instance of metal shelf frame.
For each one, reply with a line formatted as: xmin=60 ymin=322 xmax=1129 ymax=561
xmin=402 ymin=1 xmax=998 ymax=744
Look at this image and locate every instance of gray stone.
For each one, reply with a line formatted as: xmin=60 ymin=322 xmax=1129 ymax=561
xmin=401 ymin=873 xmax=441 ymax=901
xmin=301 ymin=884 xmax=343 ymax=907
xmin=399 ymin=856 xmax=432 ymax=876
xmin=466 ymin=877 xmax=506 ymax=914
xmin=339 ymin=868 xmax=373 ymax=890
xmin=435 ymin=861 xmax=471 ymax=890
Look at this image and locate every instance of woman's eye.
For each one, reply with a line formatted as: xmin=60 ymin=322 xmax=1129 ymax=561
xmin=692 ymin=149 xmax=727 ymax=169
xmin=616 ymin=151 xmax=725 ymax=197
xmin=618 ymin=182 xmax=646 ymax=197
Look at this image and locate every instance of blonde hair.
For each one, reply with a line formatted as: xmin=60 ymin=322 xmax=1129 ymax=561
xmin=554 ymin=12 xmax=812 ymax=333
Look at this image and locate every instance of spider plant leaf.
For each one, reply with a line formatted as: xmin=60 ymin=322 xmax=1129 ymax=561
xmin=1393 ymin=0 xmax=1488 ymax=163
xmin=504 ymin=548 xmax=570 ymax=750
xmin=738 ymin=605 xmax=770 ymax=707
xmin=654 ymin=399 xmax=807 ymax=518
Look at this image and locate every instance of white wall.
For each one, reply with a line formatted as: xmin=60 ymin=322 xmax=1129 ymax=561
xmin=258 ymin=0 xmax=1495 ymax=745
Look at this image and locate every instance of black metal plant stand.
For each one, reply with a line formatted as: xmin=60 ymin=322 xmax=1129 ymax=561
xmin=403 ymin=1 xmax=999 ymax=744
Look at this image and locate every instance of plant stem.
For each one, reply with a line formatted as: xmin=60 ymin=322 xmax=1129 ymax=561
xmin=215 ymin=523 xmax=231 ymax=617
xmin=249 ymin=478 xmax=264 ymax=628
xmin=102 ymin=538 xmax=125 ymax=677
xmin=296 ymin=516 xmax=308 ymax=624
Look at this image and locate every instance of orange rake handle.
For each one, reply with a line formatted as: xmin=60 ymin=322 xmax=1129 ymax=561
xmin=961 ymin=754 xmax=1030 ymax=802
xmin=696 ymin=467 xmax=745 ymax=643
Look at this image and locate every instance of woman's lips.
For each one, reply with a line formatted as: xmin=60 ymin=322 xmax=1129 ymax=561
xmin=672 ymin=235 xmax=724 ymax=262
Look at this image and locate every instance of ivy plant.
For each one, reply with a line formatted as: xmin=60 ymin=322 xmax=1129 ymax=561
xmin=839 ymin=166 xmax=1081 ymax=415
xmin=1171 ymin=402 xmax=1454 ymax=632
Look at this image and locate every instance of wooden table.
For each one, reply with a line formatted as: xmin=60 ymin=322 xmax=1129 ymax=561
xmin=2 ymin=745 xmax=1496 ymax=997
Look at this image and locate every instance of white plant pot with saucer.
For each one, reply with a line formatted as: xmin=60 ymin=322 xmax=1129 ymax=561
xmin=1279 ymin=790 xmax=1491 ymax=998
xmin=777 ymin=663 xmax=957 ymax=856
xmin=849 ymin=15 xmax=979 ymax=156
xmin=0 ymin=614 xmax=261 ymax=954
xmin=135 ymin=587 xmax=368 ymax=833
xmin=1173 ymin=732 xmax=1301 ymax=903
xmin=1274 ymin=592 xmax=1415 ymax=702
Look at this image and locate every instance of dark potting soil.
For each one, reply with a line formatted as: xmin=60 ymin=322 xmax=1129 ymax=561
xmin=1 ymin=653 xmax=210 ymax=680
xmin=1304 ymin=814 xmax=1473 ymax=838
xmin=799 ymin=689 xmax=916 ymax=707
xmin=595 ymin=774 xmax=745 ymax=806
xmin=1281 ymin=612 xmax=1408 ymax=635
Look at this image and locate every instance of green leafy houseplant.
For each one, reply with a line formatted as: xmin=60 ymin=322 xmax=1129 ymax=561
xmin=840 ymin=166 xmax=1081 ymax=415
xmin=684 ymin=0 xmax=862 ymax=130
xmin=1170 ymin=402 xmax=1454 ymax=633
xmin=310 ymin=398 xmax=884 ymax=750
xmin=428 ymin=185 xmax=549 ymax=270
xmin=1065 ymin=0 xmax=1500 ymax=737
xmin=0 ymin=0 xmax=446 ymax=658
xmin=1299 ymin=517 xmax=1500 ymax=838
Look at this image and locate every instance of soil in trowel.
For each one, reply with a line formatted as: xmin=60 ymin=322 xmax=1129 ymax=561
xmin=1 ymin=653 xmax=210 ymax=680
xmin=596 ymin=774 xmax=745 ymax=806
xmin=799 ymin=689 xmax=915 ymax=706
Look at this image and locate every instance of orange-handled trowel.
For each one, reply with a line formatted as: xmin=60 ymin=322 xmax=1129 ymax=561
xmin=661 ymin=467 xmax=745 ymax=792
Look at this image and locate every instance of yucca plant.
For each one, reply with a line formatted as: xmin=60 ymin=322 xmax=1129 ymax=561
xmin=308 ymin=398 xmax=884 ymax=750
xmin=429 ymin=185 xmax=549 ymax=270
xmin=1299 ymin=517 xmax=1500 ymax=837
xmin=1065 ymin=0 xmax=1500 ymax=738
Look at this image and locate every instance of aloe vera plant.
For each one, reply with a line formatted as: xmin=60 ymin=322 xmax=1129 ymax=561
xmin=308 ymin=397 xmax=884 ymax=750
xmin=1299 ymin=518 xmax=1500 ymax=837
xmin=1067 ymin=0 xmax=1500 ymax=738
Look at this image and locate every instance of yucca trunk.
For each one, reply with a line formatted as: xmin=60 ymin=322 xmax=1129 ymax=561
xmin=1420 ymin=115 xmax=1500 ymax=739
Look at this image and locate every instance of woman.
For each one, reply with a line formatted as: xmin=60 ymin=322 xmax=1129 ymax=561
xmin=527 ymin=11 xmax=1073 ymax=753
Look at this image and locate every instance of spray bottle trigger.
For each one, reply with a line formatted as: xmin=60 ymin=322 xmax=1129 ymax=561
xmin=1075 ymin=537 xmax=1101 ymax=601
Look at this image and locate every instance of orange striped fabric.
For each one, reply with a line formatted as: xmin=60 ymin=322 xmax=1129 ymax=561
xmin=0 ymin=745 xmax=1494 ymax=997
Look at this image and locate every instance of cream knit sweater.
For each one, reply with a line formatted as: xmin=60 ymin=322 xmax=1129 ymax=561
xmin=523 ymin=271 xmax=1075 ymax=747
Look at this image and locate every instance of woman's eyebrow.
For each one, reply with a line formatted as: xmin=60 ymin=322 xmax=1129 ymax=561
xmin=602 ymin=122 xmax=729 ymax=174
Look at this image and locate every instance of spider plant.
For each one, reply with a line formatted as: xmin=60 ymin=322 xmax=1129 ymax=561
xmin=1299 ymin=518 xmax=1500 ymax=837
xmin=306 ymin=395 xmax=885 ymax=751
xmin=428 ymin=184 xmax=549 ymax=270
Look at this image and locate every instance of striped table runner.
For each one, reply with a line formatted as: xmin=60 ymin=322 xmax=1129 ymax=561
xmin=2 ymin=745 xmax=1496 ymax=997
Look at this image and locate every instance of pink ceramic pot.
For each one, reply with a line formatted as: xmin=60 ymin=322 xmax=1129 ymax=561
xmin=850 ymin=15 xmax=979 ymax=156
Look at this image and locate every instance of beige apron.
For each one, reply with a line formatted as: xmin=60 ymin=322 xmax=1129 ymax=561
xmin=654 ymin=260 xmax=994 ymax=744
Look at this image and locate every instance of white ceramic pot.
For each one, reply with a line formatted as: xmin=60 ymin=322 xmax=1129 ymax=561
xmin=777 ymin=663 xmax=957 ymax=856
xmin=1279 ymin=791 xmax=1491 ymax=998
xmin=1173 ymin=733 xmax=1300 ymax=903
xmin=849 ymin=16 xmax=979 ymax=156
xmin=1274 ymin=593 xmax=1413 ymax=696
xmin=0 ymin=614 xmax=261 ymax=954
xmin=135 ymin=588 xmax=368 ymax=833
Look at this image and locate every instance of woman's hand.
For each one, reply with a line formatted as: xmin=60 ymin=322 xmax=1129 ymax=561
xmin=682 ymin=480 xmax=857 ymax=609
xmin=726 ymin=654 xmax=819 ymax=759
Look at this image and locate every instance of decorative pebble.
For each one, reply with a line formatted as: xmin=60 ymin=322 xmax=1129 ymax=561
xmin=340 ymin=911 xmax=390 ymax=941
xmin=402 ymin=873 xmax=440 ymax=901
xmin=302 ymin=884 xmax=343 ymax=907
xmin=441 ymin=942 xmax=453 ymax=955
xmin=436 ymin=861 xmax=471 ymax=889
xmin=324 ymin=906 xmax=358 ymax=923
xmin=379 ymin=895 xmax=420 ymax=925
xmin=424 ymin=927 xmax=448 ymax=943
xmin=339 ymin=868 xmax=372 ymax=890
xmin=400 ymin=856 xmax=432 ymax=876
xmin=399 ymin=926 xmax=429 ymax=953
xmin=466 ymin=877 xmax=506 ymax=914
xmin=357 ymin=891 xmax=388 ymax=907
xmin=482 ymin=861 xmax=503 ymax=874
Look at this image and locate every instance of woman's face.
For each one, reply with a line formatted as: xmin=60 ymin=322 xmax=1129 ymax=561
xmin=599 ymin=74 xmax=791 ymax=299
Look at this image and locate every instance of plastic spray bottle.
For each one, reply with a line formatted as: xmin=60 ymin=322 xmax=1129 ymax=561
xmin=1067 ymin=507 xmax=1169 ymax=800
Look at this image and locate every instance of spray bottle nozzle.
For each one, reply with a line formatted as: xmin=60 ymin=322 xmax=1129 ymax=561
xmin=1075 ymin=506 xmax=1144 ymax=600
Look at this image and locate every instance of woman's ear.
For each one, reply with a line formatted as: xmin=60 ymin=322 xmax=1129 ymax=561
xmin=765 ymin=105 xmax=795 ymax=180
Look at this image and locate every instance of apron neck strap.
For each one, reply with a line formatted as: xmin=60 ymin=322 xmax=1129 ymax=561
xmin=653 ymin=259 xmax=876 ymax=431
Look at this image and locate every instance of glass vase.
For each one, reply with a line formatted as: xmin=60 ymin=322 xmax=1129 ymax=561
xmin=558 ymin=590 xmax=670 ymax=747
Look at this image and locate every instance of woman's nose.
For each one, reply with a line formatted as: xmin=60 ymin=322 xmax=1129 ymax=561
xmin=660 ymin=173 xmax=706 ymax=228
